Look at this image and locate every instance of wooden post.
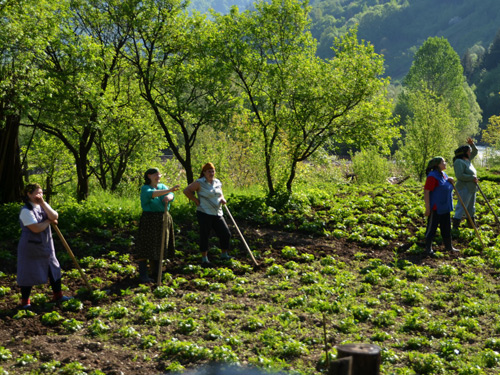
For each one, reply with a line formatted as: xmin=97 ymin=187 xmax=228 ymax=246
xmin=328 ymin=356 xmax=352 ymax=375
xmin=333 ymin=344 xmax=381 ymax=375
xmin=157 ymin=204 xmax=168 ymax=287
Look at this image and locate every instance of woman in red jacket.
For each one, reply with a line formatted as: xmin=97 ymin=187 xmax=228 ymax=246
xmin=423 ymin=157 xmax=458 ymax=256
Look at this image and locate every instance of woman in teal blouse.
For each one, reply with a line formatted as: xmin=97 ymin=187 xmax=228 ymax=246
xmin=136 ymin=168 xmax=179 ymax=282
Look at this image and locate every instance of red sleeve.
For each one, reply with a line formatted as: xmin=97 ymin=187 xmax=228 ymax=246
xmin=424 ymin=176 xmax=439 ymax=191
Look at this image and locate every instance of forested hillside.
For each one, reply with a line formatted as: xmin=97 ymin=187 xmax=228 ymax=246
xmin=309 ymin=0 xmax=500 ymax=80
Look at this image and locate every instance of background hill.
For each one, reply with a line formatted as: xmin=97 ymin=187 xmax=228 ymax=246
xmin=309 ymin=0 xmax=500 ymax=80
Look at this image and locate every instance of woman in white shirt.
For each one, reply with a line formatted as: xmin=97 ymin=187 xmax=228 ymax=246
xmin=183 ymin=163 xmax=232 ymax=264
xmin=17 ymin=184 xmax=71 ymax=308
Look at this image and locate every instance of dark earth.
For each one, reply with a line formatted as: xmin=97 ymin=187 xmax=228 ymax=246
xmin=0 ymin=216 xmax=461 ymax=375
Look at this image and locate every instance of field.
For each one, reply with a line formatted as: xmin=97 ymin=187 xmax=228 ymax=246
xmin=1 ymin=181 xmax=500 ymax=375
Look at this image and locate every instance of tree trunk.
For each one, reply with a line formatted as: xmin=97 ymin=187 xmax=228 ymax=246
xmin=286 ymin=159 xmax=298 ymax=193
xmin=0 ymin=113 xmax=23 ymax=203
xmin=75 ymin=154 xmax=90 ymax=202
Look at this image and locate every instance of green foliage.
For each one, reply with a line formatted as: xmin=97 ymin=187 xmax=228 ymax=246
xmin=396 ymin=87 xmax=457 ymax=181
xmin=87 ymin=319 xmax=110 ymax=336
xmin=3 ymin=176 xmax=500 ymax=374
xmin=0 ymin=203 xmax=22 ymax=240
xmin=401 ymin=37 xmax=481 ymax=142
xmin=62 ymin=318 xmax=84 ymax=333
xmin=473 ymin=64 xmax=500 ymax=126
xmin=351 ymin=147 xmax=392 ymax=184
xmin=216 ymin=2 xmax=396 ymax=194
xmin=0 ymin=347 xmax=12 ymax=361
xmin=481 ymin=115 xmax=500 ymax=168
xmin=15 ymin=353 xmax=37 ymax=367
xmin=161 ymin=339 xmax=211 ymax=362
xmin=41 ymin=311 xmax=64 ymax=326
xmin=62 ymin=298 xmax=84 ymax=312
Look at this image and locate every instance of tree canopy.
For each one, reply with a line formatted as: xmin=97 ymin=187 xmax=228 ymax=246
xmin=0 ymin=0 xmax=485 ymax=202
xmin=401 ymin=37 xmax=481 ymax=143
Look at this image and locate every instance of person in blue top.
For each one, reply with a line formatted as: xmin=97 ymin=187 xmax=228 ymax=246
xmin=423 ymin=157 xmax=458 ymax=256
xmin=452 ymin=137 xmax=479 ymax=230
xmin=183 ymin=163 xmax=232 ymax=265
xmin=136 ymin=168 xmax=179 ymax=282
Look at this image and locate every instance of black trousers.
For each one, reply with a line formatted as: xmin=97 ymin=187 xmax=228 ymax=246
xmin=196 ymin=211 xmax=231 ymax=253
xmin=20 ymin=267 xmax=61 ymax=300
xmin=425 ymin=211 xmax=451 ymax=243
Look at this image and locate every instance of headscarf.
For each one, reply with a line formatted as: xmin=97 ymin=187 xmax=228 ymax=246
xmin=425 ymin=157 xmax=444 ymax=176
xmin=199 ymin=162 xmax=215 ymax=178
xmin=144 ymin=168 xmax=160 ymax=185
xmin=453 ymin=145 xmax=471 ymax=162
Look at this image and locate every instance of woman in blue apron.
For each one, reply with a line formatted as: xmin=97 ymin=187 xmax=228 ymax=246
xmin=17 ymin=184 xmax=71 ymax=308
xmin=423 ymin=157 xmax=458 ymax=255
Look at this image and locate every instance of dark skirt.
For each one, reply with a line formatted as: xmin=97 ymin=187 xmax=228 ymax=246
xmin=135 ymin=211 xmax=175 ymax=260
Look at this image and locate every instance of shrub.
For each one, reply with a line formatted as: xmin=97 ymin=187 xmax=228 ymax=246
xmin=351 ymin=147 xmax=392 ymax=184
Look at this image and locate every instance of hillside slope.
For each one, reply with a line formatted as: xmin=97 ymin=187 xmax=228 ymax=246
xmin=310 ymin=0 xmax=500 ymax=79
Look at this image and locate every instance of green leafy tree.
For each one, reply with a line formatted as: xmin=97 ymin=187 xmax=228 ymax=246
xmin=0 ymin=0 xmax=62 ymax=203
xmin=482 ymin=113 xmax=500 ymax=167
xmin=20 ymin=132 xmax=73 ymax=202
xmin=214 ymin=0 xmax=315 ymax=195
xmin=475 ymin=65 xmax=500 ymax=127
xmin=402 ymin=36 xmax=481 ymax=142
xmin=90 ymin=74 xmax=157 ymax=192
xmin=482 ymin=114 xmax=500 ymax=146
xmin=216 ymin=0 xmax=396 ymax=195
xmin=124 ymin=0 xmax=238 ymax=184
xmin=396 ymin=87 xmax=457 ymax=181
xmin=482 ymin=28 xmax=500 ymax=71
xmin=24 ymin=0 xmax=136 ymax=201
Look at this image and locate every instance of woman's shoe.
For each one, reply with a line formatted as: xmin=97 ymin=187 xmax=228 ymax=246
xmin=220 ymin=253 xmax=233 ymax=260
xmin=443 ymin=237 xmax=459 ymax=252
xmin=138 ymin=260 xmax=153 ymax=282
xmin=52 ymin=295 xmax=73 ymax=303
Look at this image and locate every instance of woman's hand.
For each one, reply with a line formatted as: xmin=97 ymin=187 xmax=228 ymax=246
xmin=170 ymin=185 xmax=180 ymax=192
xmin=447 ymin=177 xmax=454 ymax=184
xmin=33 ymin=193 xmax=45 ymax=205
xmin=425 ymin=207 xmax=431 ymax=217
xmin=466 ymin=137 xmax=474 ymax=145
xmin=220 ymin=198 xmax=227 ymax=205
xmin=163 ymin=194 xmax=174 ymax=203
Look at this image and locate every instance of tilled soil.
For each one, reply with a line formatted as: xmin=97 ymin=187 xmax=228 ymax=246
xmin=0 ymin=220 xmax=450 ymax=375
